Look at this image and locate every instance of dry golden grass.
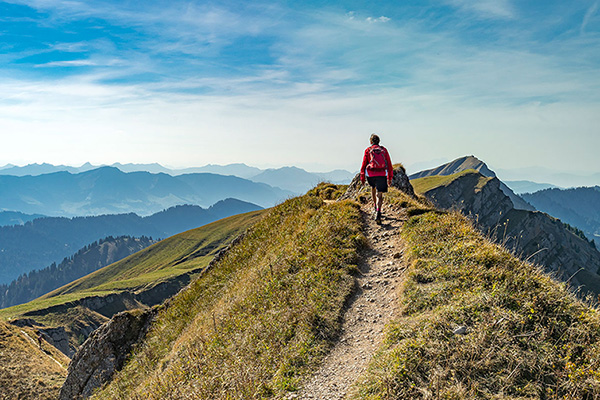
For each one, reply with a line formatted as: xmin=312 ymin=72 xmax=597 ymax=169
xmin=93 ymin=185 xmax=364 ymax=399
xmin=352 ymin=192 xmax=600 ymax=399
xmin=0 ymin=319 xmax=69 ymax=400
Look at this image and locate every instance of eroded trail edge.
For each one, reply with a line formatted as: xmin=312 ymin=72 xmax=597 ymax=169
xmin=293 ymin=204 xmax=408 ymax=400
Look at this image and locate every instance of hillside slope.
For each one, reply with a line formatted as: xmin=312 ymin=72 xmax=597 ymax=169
xmin=351 ymin=191 xmax=600 ymax=399
xmin=412 ymin=170 xmax=600 ymax=297
xmin=0 ymin=318 xmax=70 ymax=399
xmin=0 ymin=210 xmax=264 ymax=357
xmin=56 ymin=179 xmax=600 ymax=399
xmin=73 ymin=187 xmax=363 ymax=399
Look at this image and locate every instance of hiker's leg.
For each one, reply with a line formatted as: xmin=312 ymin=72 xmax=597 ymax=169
xmin=377 ymin=191 xmax=384 ymax=211
xmin=371 ymin=186 xmax=377 ymax=208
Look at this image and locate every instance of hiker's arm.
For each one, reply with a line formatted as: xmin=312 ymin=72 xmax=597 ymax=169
xmin=360 ymin=149 xmax=369 ymax=183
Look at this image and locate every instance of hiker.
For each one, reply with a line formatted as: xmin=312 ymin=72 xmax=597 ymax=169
xmin=37 ymin=330 xmax=43 ymax=350
xmin=360 ymin=134 xmax=393 ymax=223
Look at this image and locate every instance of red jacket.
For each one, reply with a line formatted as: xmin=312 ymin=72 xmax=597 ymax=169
xmin=360 ymin=145 xmax=393 ymax=181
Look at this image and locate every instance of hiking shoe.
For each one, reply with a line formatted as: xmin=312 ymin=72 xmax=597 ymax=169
xmin=376 ymin=210 xmax=382 ymax=224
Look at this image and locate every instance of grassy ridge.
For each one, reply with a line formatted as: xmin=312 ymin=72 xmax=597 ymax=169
xmin=353 ymin=192 xmax=600 ymax=399
xmin=411 ymin=169 xmax=489 ymax=195
xmin=94 ymin=187 xmax=364 ymax=399
xmin=0 ymin=210 xmax=264 ymax=321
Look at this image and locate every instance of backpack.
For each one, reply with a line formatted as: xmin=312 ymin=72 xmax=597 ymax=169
xmin=368 ymin=146 xmax=387 ymax=170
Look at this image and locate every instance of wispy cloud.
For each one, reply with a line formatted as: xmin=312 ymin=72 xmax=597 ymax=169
xmin=581 ymin=0 xmax=599 ymax=33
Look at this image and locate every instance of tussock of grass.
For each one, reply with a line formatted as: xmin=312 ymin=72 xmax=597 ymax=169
xmin=353 ymin=195 xmax=600 ymax=399
xmin=94 ymin=185 xmax=364 ymax=399
xmin=307 ymin=183 xmax=348 ymax=200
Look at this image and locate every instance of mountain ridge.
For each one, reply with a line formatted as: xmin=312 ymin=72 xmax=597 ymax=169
xmin=409 ymin=155 xmax=536 ymax=212
xmin=0 ymin=199 xmax=262 ymax=284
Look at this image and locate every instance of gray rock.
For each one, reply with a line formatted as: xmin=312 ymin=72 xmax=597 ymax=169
xmin=453 ymin=326 xmax=468 ymax=335
xmin=59 ymin=308 xmax=157 ymax=399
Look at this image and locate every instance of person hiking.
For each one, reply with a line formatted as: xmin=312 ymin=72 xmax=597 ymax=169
xmin=360 ymin=134 xmax=393 ymax=223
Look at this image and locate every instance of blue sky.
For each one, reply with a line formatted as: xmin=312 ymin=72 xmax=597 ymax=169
xmin=0 ymin=0 xmax=598 ymax=174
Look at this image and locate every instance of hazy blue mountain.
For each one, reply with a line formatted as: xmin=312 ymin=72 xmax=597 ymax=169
xmin=496 ymin=166 xmax=600 ymax=188
xmin=109 ymin=162 xmax=173 ymax=174
xmin=249 ymin=166 xmax=324 ymax=194
xmin=0 ymin=161 xmax=353 ymax=181
xmin=0 ymin=211 xmax=45 ymax=227
xmin=504 ymin=180 xmax=560 ymax=194
xmin=0 ymin=162 xmax=96 ymax=176
xmin=410 ymin=155 xmax=535 ymax=212
xmin=177 ymin=163 xmax=264 ymax=178
xmin=0 ymin=235 xmax=155 ymax=308
xmin=0 ymin=167 xmax=289 ymax=216
xmin=0 ymin=199 xmax=262 ymax=284
xmin=314 ymin=169 xmax=355 ymax=183
xmin=522 ymin=187 xmax=600 ymax=245
xmin=249 ymin=166 xmax=353 ymax=194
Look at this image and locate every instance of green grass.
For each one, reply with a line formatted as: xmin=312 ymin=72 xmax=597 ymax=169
xmin=93 ymin=185 xmax=365 ymax=399
xmin=352 ymin=191 xmax=600 ymax=399
xmin=0 ymin=210 xmax=264 ymax=321
xmin=411 ymin=169 xmax=490 ymax=194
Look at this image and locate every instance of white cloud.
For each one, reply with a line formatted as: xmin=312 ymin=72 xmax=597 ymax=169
xmin=366 ymin=16 xmax=390 ymax=23
xmin=445 ymin=0 xmax=516 ymax=19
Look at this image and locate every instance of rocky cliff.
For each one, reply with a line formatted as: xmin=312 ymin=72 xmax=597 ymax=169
xmin=59 ymin=308 xmax=156 ymax=399
xmin=418 ymin=170 xmax=600 ymax=296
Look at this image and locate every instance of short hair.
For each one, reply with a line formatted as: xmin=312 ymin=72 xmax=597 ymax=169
xmin=370 ymin=134 xmax=380 ymax=145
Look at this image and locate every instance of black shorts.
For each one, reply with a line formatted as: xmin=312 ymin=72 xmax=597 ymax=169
xmin=367 ymin=176 xmax=388 ymax=192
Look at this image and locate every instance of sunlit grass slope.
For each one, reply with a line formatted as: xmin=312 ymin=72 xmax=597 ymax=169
xmin=0 ymin=210 xmax=264 ymax=320
xmin=94 ymin=186 xmax=363 ymax=399
xmin=0 ymin=319 xmax=70 ymax=399
xmin=411 ymin=169 xmax=489 ymax=195
xmin=353 ymin=191 xmax=600 ymax=399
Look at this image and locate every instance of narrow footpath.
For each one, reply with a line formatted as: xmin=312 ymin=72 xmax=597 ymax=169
xmin=293 ymin=203 xmax=408 ymax=399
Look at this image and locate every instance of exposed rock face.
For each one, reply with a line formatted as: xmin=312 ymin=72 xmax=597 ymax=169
xmin=341 ymin=165 xmax=415 ymax=200
xmin=59 ymin=308 xmax=157 ymax=399
xmin=421 ymin=171 xmax=600 ymax=297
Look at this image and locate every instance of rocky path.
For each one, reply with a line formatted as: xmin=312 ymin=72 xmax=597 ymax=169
xmin=292 ymin=204 xmax=408 ymax=399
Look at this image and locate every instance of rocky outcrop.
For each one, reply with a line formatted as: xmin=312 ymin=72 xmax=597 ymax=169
xmin=421 ymin=170 xmax=600 ymax=297
xmin=410 ymin=155 xmax=535 ymax=211
xmin=59 ymin=308 xmax=157 ymax=400
xmin=341 ymin=164 xmax=415 ymax=200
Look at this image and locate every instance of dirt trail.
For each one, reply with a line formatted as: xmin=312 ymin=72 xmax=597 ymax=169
xmin=20 ymin=329 xmax=67 ymax=370
xmin=292 ymin=204 xmax=408 ymax=399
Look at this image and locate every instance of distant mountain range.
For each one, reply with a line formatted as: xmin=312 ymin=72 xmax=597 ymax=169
xmin=0 ymin=167 xmax=287 ymax=216
xmin=0 ymin=211 xmax=45 ymax=226
xmin=522 ymin=187 xmax=600 ymax=245
xmin=495 ymin=166 xmax=600 ymax=188
xmin=0 ymin=162 xmax=355 ymax=194
xmin=0 ymin=199 xmax=262 ymax=284
xmin=504 ymin=180 xmax=560 ymax=194
xmin=409 ymin=155 xmax=535 ymax=212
